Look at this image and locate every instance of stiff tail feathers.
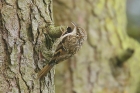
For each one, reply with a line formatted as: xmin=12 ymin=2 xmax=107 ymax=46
xmin=37 ymin=64 xmax=54 ymax=79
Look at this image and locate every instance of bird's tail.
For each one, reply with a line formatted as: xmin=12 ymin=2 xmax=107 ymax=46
xmin=37 ymin=64 xmax=54 ymax=79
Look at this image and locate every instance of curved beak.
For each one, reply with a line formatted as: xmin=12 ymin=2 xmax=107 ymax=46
xmin=71 ymin=22 xmax=77 ymax=34
xmin=71 ymin=22 xmax=77 ymax=27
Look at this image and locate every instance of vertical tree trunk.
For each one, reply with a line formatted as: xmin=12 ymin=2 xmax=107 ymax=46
xmin=0 ymin=0 xmax=55 ymax=92
xmin=54 ymin=0 xmax=140 ymax=93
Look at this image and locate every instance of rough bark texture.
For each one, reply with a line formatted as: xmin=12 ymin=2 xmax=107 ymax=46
xmin=54 ymin=0 xmax=140 ymax=93
xmin=0 ymin=0 xmax=55 ymax=93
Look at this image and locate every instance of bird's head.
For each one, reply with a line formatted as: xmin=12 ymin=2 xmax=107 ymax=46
xmin=71 ymin=22 xmax=87 ymax=41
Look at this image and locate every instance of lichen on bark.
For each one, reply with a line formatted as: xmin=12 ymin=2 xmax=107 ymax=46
xmin=0 ymin=0 xmax=65 ymax=92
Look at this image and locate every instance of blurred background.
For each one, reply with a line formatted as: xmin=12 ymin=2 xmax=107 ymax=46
xmin=53 ymin=0 xmax=140 ymax=93
xmin=127 ymin=0 xmax=140 ymax=42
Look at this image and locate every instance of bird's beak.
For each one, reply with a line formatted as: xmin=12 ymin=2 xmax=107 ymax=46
xmin=71 ymin=22 xmax=77 ymax=27
xmin=71 ymin=22 xmax=77 ymax=34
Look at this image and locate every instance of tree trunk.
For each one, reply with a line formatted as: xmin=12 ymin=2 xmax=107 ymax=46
xmin=54 ymin=0 xmax=140 ymax=93
xmin=0 ymin=0 xmax=56 ymax=92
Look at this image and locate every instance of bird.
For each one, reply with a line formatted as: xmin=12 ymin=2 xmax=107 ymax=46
xmin=37 ymin=22 xmax=87 ymax=79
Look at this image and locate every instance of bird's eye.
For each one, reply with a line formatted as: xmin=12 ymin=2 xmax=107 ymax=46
xmin=76 ymin=33 xmax=79 ymax=36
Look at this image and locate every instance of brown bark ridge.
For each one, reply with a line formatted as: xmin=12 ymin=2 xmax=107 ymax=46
xmin=54 ymin=0 xmax=140 ymax=93
xmin=0 ymin=0 xmax=56 ymax=92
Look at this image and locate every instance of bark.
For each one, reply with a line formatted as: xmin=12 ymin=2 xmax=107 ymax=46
xmin=0 ymin=0 xmax=57 ymax=92
xmin=54 ymin=0 xmax=140 ymax=93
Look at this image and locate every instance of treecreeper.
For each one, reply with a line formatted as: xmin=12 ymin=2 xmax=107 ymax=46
xmin=37 ymin=22 xmax=87 ymax=79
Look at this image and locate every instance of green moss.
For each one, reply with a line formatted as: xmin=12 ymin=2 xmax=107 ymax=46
xmin=48 ymin=25 xmax=67 ymax=38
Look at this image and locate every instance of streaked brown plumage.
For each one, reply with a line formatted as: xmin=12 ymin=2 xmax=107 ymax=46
xmin=37 ymin=22 xmax=87 ymax=79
